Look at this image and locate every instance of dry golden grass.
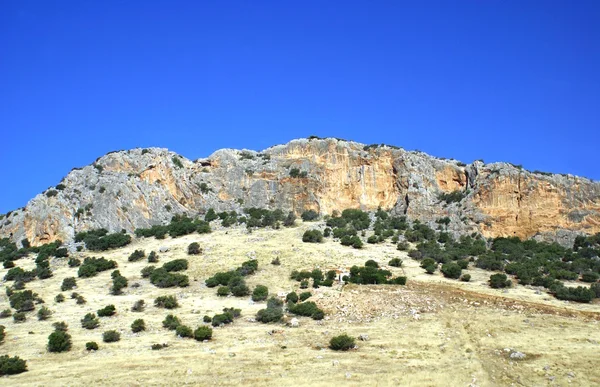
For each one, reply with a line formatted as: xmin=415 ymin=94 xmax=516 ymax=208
xmin=1 ymin=222 xmax=599 ymax=386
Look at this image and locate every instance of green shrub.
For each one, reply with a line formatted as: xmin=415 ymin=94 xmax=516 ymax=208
xmin=162 ymin=314 xmax=181 ymax=330
xmin=163 ymin=259 xmax=188 ymax=272
xmin=187 ymin=242 xmax=201 ymax=255
xmin=81 ymin=313 xmax=99 ymax=329
xmin=252 ymin=285 xmax=269 ymax=302
xmin=172 ymin=156 xmax=184 ymax=169
xmin=329 ymin=334 xmax=356 ymax=351
xmin=97 ymin=305 xmax=116 ymax=317
xmin=441 ymin=262 xmax=462 ymax=279
xmin=111 ymin=271 xmax=128 ymax=295
xmin=131 ymin=319 xmax=146 ymax=333
xmin=37 ymin=306 xmax=52 ymax=321
xmin=194 ymin=326 xmax=213 ymax=341
xmin=581 ymin=271 xmax=599 ymax=283
xmin=151 ymin=343 xmax=168 ymax=350
xmin=52 ymin=321 xmax=68 ymax=331
xmin=301 ymin=210 xmax=319 ymax=221
xmin=0 ymin=325 xmax=5 ymax=343
xmin=76 ymin=230 xmax=131 ymax=251
xmin=175 ymin=325 xmax=193 ymax=338
xmin=76 ymin=295 xmax=86 ymax=305
xmin=149 ymin=268 xmax=189 ymax=288
xmin=48 ymin=330 xmax=72 ymax=352
xmin=147 ymin=251 xmax=159 ymax=263
xmin=128 ymin=250 xmax=145 ymax=262
xmin=217 ymin=286 xmax=230 ymax=297
xmin=256 ymin=306 xmax=283 ymax=323
xmin=489 ymin=273 xmax=511 ymax=289
xmin=0 ymin=355 xmax=28 ymax=375
xmin=78 ymin=257 xmax=117 ymax=278
xmin=302 ymin=230 xmax=323 ymax=243
xmin=9 ymin=290 xmax=36 ymax=312
xmin=102 ymin=330 xmax=120 ymax=343
xmin=438 ymin=190 xmax=466 ymax=204
xmin=271 ymin=257 xmax=281 ymax=265
xmin=365 ymin=259 xmax=379 ymax=268
xmin=141 ymin=266 xmax=155 ymax=278
xmin=12 ymin=312 xmax=25 ymax=323
xmin=288 ymin=301 xmax=324 ymax=320
xmin=299 ymin=291 xmax=312 ymax=301
xmin=388 ymin=258 xmax=402 ymax=267
xmin=285 ymin=292 xmax=299 ymax=304
xmin=68 ymin=258 xmax=81 ymax=267
xmin=154 ymin=295 xmax=179 ymax=309
xmin=0 ymin=309 xmax=11 ymax=318
xmin=86 ymin=341 xmax=99 ymax=351
xmin=460 ymin=274 xmax=471 ymax=282
xmin=228 ymin=276 xmax=250 ymax=297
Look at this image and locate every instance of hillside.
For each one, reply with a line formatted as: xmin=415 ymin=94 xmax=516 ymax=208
xmin=1 ymin=137 xmax=599 ymax=247
xmin=1 ymin=222 xmax=599 ymax=386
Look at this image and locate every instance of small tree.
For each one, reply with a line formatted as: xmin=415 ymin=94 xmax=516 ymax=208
xmin=187 ymin=242 xmax=201 ymax=255
xmin=37 ymin=306 xmax=52 ymax=321
xmin=301 ymin=210 xmax=319 ymax=222
xmin=85 ymin=342 xmax=99 ymax=351
xmin=102 ymin=330 xmax=121 ymax=343
xmin=162 ymin=314 xmax=181 ymax=330
xmin=0 ymin=355 xmax=28 ymax=375
xmin=61 ymin=277 xmax=77 ymax=292
xmin=460 ymin=274 xmax=471 ymax=282
xmin=175 ymin=325 xmax=193 ymax=338
xmin=217 ymin=286 xmax=230 ymax=297
xmin=131 ymin=319 xmax=146 ymax=333
xmin=329 ymin=334 xmax=356 ymax=351
xmin=148 ymin=251 xmax=159 ymax=263
xmin=97 ymin=305 xmax=116 ymax=317
xmin=252 ymin=285 xmax=269 ymax=302
xmin=154 ymin=295 xmax=179 ymax=309
xmin=302 ymin=230 xmax=323 ymax=243
xmin=81 ymin=313 xmax=100 ymax=329
xmin=48 ymin=330 xmax=72 ymax=352
xmin=388 ymin=258 xmax=402 ymax=267
xmin=128 ymin=250 xmax=145 ymax=262
xmin=489 ymin=273 xmax=511 ymax=289
xmin=441 ymin=262 xmax=462 ymax=279
xmin=194 ymin=326 xmax=213 ymax=341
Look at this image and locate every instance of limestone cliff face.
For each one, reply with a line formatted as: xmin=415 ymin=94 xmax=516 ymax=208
xmin=0 ymin=138 xmax=598 ymax=246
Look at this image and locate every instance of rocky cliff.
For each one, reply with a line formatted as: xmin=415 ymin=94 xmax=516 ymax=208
xmin=1 ymin=138 xmax=598 ymax=246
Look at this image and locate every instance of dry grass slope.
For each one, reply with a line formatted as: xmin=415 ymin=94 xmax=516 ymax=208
xmin=1 ymin=222 xmax=599 ymax=386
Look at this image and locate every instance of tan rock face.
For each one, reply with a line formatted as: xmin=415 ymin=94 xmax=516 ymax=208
xmin=0 ymin=138 xmax=598 ymax=246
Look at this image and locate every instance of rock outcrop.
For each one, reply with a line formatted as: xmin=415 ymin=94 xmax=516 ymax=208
xmin=0 ymin=138 xmax=598 ymax=246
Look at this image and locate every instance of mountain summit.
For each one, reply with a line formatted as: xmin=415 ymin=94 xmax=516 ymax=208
xmin=1 ymin=138 xmax=598 ymax=246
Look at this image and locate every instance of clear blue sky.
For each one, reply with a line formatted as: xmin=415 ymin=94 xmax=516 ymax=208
xmin=1 ymin=1 xmax=599 ymax=213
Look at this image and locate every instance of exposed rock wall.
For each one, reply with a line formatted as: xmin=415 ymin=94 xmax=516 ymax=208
xmin=0 ymin=138 xmax=598 ymax=246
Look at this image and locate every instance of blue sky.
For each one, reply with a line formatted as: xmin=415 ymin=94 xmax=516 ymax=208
xmin=1 ymin=1 xmax=599 ymax=213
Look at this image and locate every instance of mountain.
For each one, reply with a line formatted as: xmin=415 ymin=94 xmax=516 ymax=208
xmin=1 ymin=137 xmax=599 ymax=247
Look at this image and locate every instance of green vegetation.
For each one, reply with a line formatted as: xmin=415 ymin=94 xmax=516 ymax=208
xmin=388 ymin=258 xmax=402 ymax=267
xmin=288 ymin=301 xmax=324 ymax=320
xmin=289 ymin=168 xmax=307 ymax=178
xmin=0 ymin=355 xmax=28 ymax=375
xmin=489 ymin=273 xmax=511 ymax=289
xmin=343 ymin=261 xmax=407 ymax=285
xmin=212 ymin=308 xmax=242 ymax=327
xmin=329 ymin=334 xmax=356 ymax=351
xmin=86 ymin=341 xmax=99 ymax=351
xmin=172 ymin=155 xmax=184 ymax=169
xmin=251 ymin=285 xmax=269 ymax=302
xmin=135 ymin=215 xmax=211 ymax=239
xmin=194 ymin=326 xmax=213 ymax=341
xmin=128 ymin=249 xmax=145 ymax=262
xmin=102 ymin=330 xmax=120 ymax=343
xmin=74 ymin=229 xmax=131 ymax=251
xmin=188 ymin=242 xmax=201 ymax=255
xmin=48 ymin=328 xmax=72 ymax=353
xmin=256 ymin=297 xmax=284 ymax=323
xmin=110 ymin=270 xmax=128 ymax=295
xmin=302 ymin=229 xmax=323 ymax=243
xmin=37 ymin=306 xmax=52 ymax=321
xmin=205 ymin=260 xmax=258 ymax=297
xmin=175 ymin=325 xmax=193 ymax=338
xmin=97 ymin=305 xmax=116 ymax=317
xmin=162 ymin=314 xmax=181 ymax=330
xmin=438 ymin=190 xmax=467 ymax=204
xmin=131 ymin=300 xmax=145 ymax=312
xmin=131 ymin=319 xmax=146 ymax=333
xmin=301 ymin=210 xmax=319 ymax=221
xmin=78 ymin=257 xmax=118 ymax=278
xmin=441 ymin=262 xmax=462 ymax=279
xmin=81 ymin=313 xmax=100 ymax=329
xmin=163 ymin=259 xmax=188 ymax=272
xmin=154 ymin=295 xmax=179 ymax=309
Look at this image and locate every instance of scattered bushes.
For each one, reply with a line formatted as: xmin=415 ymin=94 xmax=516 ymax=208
xmin=162 ymin=259 xmax=188 ymax=272
xmin=135 ymin=215 xmax=211 ymax=239
xmin=78 ymin=257 xmax=117 ymax=278
xmin=9 ymin=290 xmax=36 ymax=312
xmin=329 ymin=334 xmax=356 ymax=351
xmin=154 ymin=295 xmax=179 ymax=309
xmin=102 ymin=330 xmax=121 ymax=343
xmin=211 ymin=308 xmax=241 ymax=327
xmin=288 ymin=301 xmax=324 ymax=320
xmin=344 ymin=262 xmax=407 ymax=285
xmin=149 ymin=268 xmax=189 ymax=288
xmin=75 ymin=229 xmax=131 ymax=251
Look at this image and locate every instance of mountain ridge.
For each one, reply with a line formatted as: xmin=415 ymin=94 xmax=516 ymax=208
xmin=1 ymin=137 xmax=599 ymax=247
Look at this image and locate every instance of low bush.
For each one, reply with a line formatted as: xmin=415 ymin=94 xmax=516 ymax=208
xmin=460 ymin=274 xmax=471 ymax=282
xmin=78 ymin=257 xmax=117 ymax=278
xmin=489 ymin=273 xmax=511 ymax=289
xmin=149 ymin=268 xmax=189 ymax=288
xmin=162 ymin=259 xmax=188 ymax=272
xmin=302 ymin=230 xmax=323 ymax=243
xmin=441 ymin=262 xmax=462 ymax=279
xmin=0 ymin=309 xmax=11 ymax=318
xmin=252 ymin=285 xmax=269 ymax=302
xmin=581 ymin=271 xmax=599 ymax=283
xmin=154 ymin=295 xmax=179 ymax=309
xmin=151 ymin=343 xmax=168 ymax=350
xmin=217 ymin=286 xmax=230 ymax=297
xmin=0 ymin=325 xmax=5 ymax=343
xmin=162 ymin=314 xmax=181 ymax=330
xmin=329 ymin=334 xmax=356 ymax=351
xmin=102 ymin=330 xmax=120 ymax=343
xmin=147 ymin=251 xmax=159 ymax=263
xmin=111 ymin=271 xmax=128 ymax=295
xmin=388 ymin=258 xmax=402 ymax=267
xmin=299 ymin=291 xmax=312 ymax=301
xmin=81 ymin=313 xmax=100 ymax=329
xmin=194 ymin=326 xmax=213 ymax=341
xmin=0 ymin=355 xmax=28 ymax=375
xmin=68 ymin=258 xmax=81 ymax=267
xmin=301 ymin=210 xmax=319 ymax=221
xmin=175 ymin=325 xmax=193 ymax=338
xmin=85 ymin=341 xmax=99 ymax=351
xmin=131 ymin=319 xmax=146 ymax=333
xmin=288 ymin=301 xmax=324 ymax=320
xmin=48 ymin=330 xmax=72 ymax=352
xmin=286 ymin=292 xmax=299 ymax=304
xmin=187 ymin=242 xmax=201 ymax=255
xmin=128 ymin=250 xmax=145 ymax=262
xmin=37 ymin=306 xmax=52 ymax=321
xmin=97 ymin=305 xmax=116 ymax=317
